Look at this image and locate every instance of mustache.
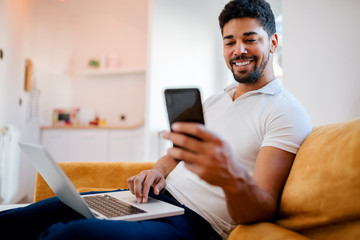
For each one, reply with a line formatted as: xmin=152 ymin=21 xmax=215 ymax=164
xmin=230 ymin=55 xmax=256 ymax=65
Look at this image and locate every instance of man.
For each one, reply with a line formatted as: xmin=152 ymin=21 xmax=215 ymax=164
xmin=0 ymin=0 xmax=311 ymax=239
xmin=128 ymin=0 xmax=311 ymax=238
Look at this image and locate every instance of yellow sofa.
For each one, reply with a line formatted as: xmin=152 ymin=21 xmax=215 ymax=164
xmin=34 ymin=118 xmax=360 ymax=239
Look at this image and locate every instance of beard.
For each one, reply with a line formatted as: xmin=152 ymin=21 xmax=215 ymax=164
xmin=231 ymin=53 xmax=270 ymax=84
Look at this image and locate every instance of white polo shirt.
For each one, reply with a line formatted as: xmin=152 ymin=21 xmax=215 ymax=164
xmin=165 ymin=79 xmax=312 ymax=239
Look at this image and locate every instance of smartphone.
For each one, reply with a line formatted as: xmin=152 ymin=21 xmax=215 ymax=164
xmin=164 ymin=88 xmax=205 ymax=127
xmin=164 ymin=88 xmax=205 ymax=161
xmin=164 ymin=88 xmax=205 ymax=154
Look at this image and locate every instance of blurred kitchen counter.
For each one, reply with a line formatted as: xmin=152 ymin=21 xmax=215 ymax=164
xmin=40 ymin=121 xmax=144 ymax=130
xmin=40 ymin=121 xmax=146 ymax=162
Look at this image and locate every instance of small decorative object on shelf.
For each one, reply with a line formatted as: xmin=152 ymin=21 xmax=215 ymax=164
xmin=88 ymin=59 xmax=100 ymax=68
xmin=107 ymin=52 xmax=119 ymax=68
xmin=81 ymin=52 xmax=145 ymax=77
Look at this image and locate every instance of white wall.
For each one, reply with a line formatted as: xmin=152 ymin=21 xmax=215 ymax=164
xmin=0 ymin=0 xmax=38 ymax=203
xmin=283 ymin=0 xmax=360 ymax=126
xmin=0 ymin=1 xmax=6 ymax=124
xmin=32 ymin=0 xmax=74 ymax=125
xmin=0 ymin=0 xmax=34 ymax=128
xmin=0 ymin=0 xmax=87 ymax=203
xmin=70 ymin=0 xmax=148 ymax=126
xmin=145 ymin=0 xmax=229 ymax=161
xmin=18 ymin=0 xmax=149 ymax=127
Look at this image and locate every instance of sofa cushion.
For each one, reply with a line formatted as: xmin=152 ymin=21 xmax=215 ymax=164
xmin=276 ymin=118 xmax=360 ymax=231
xmin=228 ymin=222 xmax=311 ymax=240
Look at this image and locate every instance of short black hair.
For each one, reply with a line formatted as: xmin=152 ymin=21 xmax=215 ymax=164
xmin=219 ymin=0 xmax=276 ymax=37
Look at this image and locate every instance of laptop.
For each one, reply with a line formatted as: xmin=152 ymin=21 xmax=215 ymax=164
xmin=18 ymin=142 xmax=184 ymax=221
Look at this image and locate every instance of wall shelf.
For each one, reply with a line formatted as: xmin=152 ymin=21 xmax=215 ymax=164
xmin=79 ymin=67 xmax=146 ymax=77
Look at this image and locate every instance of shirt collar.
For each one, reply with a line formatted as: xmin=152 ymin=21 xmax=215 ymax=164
xmin=224 ymin=78 xmax=282 ymax=97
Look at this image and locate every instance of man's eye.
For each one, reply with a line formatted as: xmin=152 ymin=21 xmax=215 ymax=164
xmin=225 ymin=42 xmax=234 ymax=46
xmin=246 ymin=39 xmax=257 ymax=43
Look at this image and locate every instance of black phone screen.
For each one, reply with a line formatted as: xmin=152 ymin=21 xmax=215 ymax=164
xmin=164 ymin=88 xmax=205 ymax=128
xmin=164 ymin=88 xmax=205 ymax=159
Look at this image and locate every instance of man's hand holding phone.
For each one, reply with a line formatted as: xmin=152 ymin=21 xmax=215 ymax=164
xmin=162 ymin=122 xmax=241 ymax=188
xmin=163 ymin=88 xmax=241 ymax=187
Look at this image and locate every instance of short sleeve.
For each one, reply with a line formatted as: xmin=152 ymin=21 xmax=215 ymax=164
xmin=261 ymin=97 xmax=313 ymax=154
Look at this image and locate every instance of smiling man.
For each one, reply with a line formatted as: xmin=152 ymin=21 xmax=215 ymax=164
xmin=0 ymin=0 xmax=312 ymax=239
xmin=222 ymin=15 xmax=278 ymax=96
xmin=129 ymin=0 xmax=312 ymax=239
xmin=224 ymin=22 xmax=273 ymax=84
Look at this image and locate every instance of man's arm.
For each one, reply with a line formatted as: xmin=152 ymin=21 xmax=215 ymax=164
xmin=223 ymin=146 xmax=294 ymax=223
xmin=127 ymin=154 xmax=178 ymax=203
xmin=162 ymin=122 xmax=295 ymax=224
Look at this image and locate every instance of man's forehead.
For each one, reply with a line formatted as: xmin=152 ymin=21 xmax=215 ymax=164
xmin=222 ymin=18 xmax=266 ymax=37
xmin=223 ymin=31 xmax=260 ymax=40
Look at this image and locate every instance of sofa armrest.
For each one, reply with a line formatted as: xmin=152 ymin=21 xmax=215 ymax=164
xmin=228 ymin=222 xmax=311 ymax=240
xmin=33 ymin=161 xmax=155 ymax=202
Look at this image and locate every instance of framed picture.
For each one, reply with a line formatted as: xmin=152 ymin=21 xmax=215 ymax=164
xmin=52 ymin=108 xmax=80 ymax=126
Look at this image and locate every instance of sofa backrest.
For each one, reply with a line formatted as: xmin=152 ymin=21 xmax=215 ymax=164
xmin=276 ymin=118 xmax=360 ymax=231
xmin=33 ymin=161 xmax=155 ymax=202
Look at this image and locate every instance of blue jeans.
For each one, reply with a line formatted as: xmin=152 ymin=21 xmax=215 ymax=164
xmin=0 ymin=190 xmax=222 ymax=240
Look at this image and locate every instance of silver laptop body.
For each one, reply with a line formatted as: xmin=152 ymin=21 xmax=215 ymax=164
xmin=19 ymin=142 xmax=184 ymax=221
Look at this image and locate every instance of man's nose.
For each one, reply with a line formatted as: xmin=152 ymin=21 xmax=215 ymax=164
xmin=234 ymin=43 xmax=247 ymax=56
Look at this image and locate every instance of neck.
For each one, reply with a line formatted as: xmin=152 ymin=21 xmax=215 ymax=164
xmin=232 ymin=69 xmax=275 ymax=101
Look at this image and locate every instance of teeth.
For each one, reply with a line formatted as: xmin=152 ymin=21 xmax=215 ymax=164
xmin=235 ymin=61 xmax=250 ymax=66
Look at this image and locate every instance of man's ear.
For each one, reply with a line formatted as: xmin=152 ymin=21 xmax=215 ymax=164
xmin=269 ymin=33 xmax=278 ymax=54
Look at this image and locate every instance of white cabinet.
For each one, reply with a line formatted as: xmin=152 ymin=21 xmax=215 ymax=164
xmin=41 ymin=129 xmax=70 ymax=162
xmin=108 ymin=130 xmax=134 ymax=162
xmin=108 ymin=128 xmax=145 ymax=162
xmin=68 ymin=130 xmax=108 ymax=162
xmin=41 ymin=127 xmax=144 ymax=162
xmin=132 ymin=128 xmax=145 ymax=161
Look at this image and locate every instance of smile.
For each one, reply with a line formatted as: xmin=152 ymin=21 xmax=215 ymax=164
xmin=235 ymin=61 xmax=250 ymax=66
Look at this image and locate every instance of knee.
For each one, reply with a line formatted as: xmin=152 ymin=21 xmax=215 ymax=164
xmin=39 ymin=219 xmax=100 ymax=240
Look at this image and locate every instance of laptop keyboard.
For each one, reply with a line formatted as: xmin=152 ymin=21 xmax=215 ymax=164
xmin=83 ymin=194 xmax=147 ymax=218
